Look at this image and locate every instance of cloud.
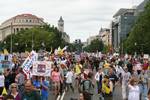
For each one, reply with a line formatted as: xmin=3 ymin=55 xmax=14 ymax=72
xmin=0 ymin=0 xmax=144 ymax=42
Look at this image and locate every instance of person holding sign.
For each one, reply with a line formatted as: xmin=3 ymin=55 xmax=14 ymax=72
xmin=40 ymin=76 xmax=49 ymax=100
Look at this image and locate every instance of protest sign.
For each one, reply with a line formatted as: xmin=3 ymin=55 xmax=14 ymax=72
xmin=32 ymin=61 xmax=51 ymax=76
xmin=144 ymin=54 xmax=149 ymax=59
xmin=22 ymin=51 xmax=38 ymax=77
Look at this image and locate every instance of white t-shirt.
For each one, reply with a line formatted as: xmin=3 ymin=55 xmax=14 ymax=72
xmin=128 ymin=85 xmax=140 ymax=100
xmin=65 ymin=71 xmax=74 ymax=83
xmin=0 ymin=75 xmax=5 ymax=87
xmin=122 ymin=71 xmax=131 ymax=85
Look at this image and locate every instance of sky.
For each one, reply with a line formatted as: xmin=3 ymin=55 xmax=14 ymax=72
xmin=0 ymin=0 xmax=144 ymax=42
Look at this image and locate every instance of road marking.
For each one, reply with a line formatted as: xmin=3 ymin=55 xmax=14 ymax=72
xmin=57 ymin=95 xmax=61 ymax=100
xmin=60 ymin=91 xmax=66 ymax=100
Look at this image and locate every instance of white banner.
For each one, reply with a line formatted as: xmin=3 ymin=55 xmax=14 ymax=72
xmin=22 ymin=51 xmax=38 ymax=76
xmin=32 ymin=61 xmax=51 ymax=76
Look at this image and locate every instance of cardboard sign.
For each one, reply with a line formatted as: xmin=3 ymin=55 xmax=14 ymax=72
xmin=32 ymin=61 xmax=51 ymax=77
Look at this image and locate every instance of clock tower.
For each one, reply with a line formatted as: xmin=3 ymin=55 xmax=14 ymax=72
xmin=58 ymin=16 xmax=64 ymax=32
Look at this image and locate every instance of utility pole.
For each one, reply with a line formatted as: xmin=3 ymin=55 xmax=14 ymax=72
xmin=32 ymin=32 xmax=33 ymax=50
xmin=10 ymin=22 xmax=13 ymax=54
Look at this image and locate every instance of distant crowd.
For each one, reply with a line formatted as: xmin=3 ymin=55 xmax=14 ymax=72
xmin=0 ymin=52 xmax=150 ymax=100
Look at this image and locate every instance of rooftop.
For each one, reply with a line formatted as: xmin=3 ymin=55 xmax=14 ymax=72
xmin=113 ymin=8 xmax=135 ymax=17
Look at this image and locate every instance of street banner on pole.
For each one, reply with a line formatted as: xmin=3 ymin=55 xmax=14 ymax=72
xmin=22 ymin=51 xmax=38 ymax=78
xmin=32 ymin=61 xmax=51 ymax=76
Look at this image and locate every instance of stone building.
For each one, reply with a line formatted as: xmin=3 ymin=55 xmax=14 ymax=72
xmin=0 ymin=14 xmax=45 ymax=41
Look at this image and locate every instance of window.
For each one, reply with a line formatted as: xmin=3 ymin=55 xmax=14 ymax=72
xmin=26 ymin=19 xmax=28 ymax=22
xmin=29 ymin=20 xmax=32 ymax=22
xmin=16 ymin=28 xmax=19 ymax=32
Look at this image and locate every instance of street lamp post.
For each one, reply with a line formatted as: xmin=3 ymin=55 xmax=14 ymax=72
xmin=10 ymin=22 xmax=13 ymax=54
xmin=32 ymin=32 xmax=34 ymax=50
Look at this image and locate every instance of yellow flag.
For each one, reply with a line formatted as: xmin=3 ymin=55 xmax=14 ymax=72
xmin=2 ymin=87 xmax=7 ymax=95
xmin=3 ymin=49 xmax=9 ymax=55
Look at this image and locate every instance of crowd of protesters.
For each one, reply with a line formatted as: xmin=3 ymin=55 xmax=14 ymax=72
xmin=0 ymin=51 xmax=150 ymax=100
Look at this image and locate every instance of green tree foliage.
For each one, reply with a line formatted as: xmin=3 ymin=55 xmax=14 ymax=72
xmin=124 ymin=1 xmax=150 ymax=54
xmin=2 ymin=24 xmax=67 ymax=52
xmin=83 ymin=39 xmax=104 ymax=52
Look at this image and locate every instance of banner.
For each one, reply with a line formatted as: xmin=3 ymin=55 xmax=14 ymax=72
xmin=32 ymin=61 xmax=51 ymax=76
xmin=22 ymin=51 xmax=38 ymax=76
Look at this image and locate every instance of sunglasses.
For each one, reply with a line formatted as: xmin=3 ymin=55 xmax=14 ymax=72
xmin=12 ymin=86 xmax=17 ymax=88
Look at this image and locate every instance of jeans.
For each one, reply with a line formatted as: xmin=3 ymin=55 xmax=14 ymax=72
xmin=139 ymin=83 xmax=148 ymax=100
xmin=122 ymin=84 xmax=128 ymax=99
xmin=41 ymin=96 xmax=48 ymax=100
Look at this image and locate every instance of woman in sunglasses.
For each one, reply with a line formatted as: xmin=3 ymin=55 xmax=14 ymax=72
xmin=9 ymin=83 xmax=21 ymax=100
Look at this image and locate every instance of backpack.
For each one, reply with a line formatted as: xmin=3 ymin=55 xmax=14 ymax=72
xmin=80 ymin=80 xmax=94 ymax=94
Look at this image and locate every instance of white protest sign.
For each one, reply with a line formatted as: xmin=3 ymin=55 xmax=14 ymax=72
xmin=22 ymin=51 xmax=38 ymax=76
xmin=144 ymin=54 xmax=149 ymax=59
xmin=32 ymin=61 xmax=51 ymax=76
xmin=0 ymin=75 xmax=5 ymax=87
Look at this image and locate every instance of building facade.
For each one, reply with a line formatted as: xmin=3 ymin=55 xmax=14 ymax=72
xmin=99 ymin=28 xmax=110 ymax=46
xmin=111 ymin=9 xmax=135 ymax=51
xmin=110 ymin=0 xmax=149 ymax=51
xmin=86 ymin=35 xmax=101 ymax=46
xmin=134 ymin=0 xmax=149 ymax=15
xmin=0 ymin=14 xmax=45 ymax=41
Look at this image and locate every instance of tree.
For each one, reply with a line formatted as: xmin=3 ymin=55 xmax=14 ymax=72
xmin=1 ymin=24 xmax=67 ymax=52
xmin=83 ymin=39 xmax=104 ymax=52
xmin=124 ymin=1 xmax=150 ymax=54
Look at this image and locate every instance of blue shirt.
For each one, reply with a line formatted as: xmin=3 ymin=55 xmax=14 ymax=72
xmin=33 ymin=80 xmax=41 ymax=88
xmin=41 ymin=81 xmax=49 ymax=98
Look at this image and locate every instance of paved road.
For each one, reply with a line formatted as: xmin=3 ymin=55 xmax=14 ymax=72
xmin=63 ymin=84 xmax=122 ymax=100
xmin=48 ymin=70 xmax=150 ymax=100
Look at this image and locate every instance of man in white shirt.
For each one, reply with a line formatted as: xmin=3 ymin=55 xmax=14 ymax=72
xmin=65 ymin=69 xmax=74 ymax=92
xmin=121 ymin=66 xmax=131 ymax=100
xmin=95 ymin=68 xmax=104 ymax=94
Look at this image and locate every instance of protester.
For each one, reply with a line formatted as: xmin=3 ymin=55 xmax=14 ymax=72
xmin=102 ymin=75 xmax=113 ymax=100
xmin=138 ymin=70 xmax=148 ymax=100
xmin=9 ymin=83 xmax=21 ymax=100
xmin=40 ymin=76 xmax=49 ymax=100
xmin=80 ymin=72 xmax=94 ymax=100
xmin=128 ymin=77 xmax=140 ymax=100
xmin=121 ymin=67 xmax=131 ymax=100
xmin=32 ymin=76 xmax=41 ymax=94
xmin=15 ymin=68 xmax=25 ymax=94
xmin=65 ymin=68 xmax=74 ymax=92
xmin=94 ymin=68 xmax=103 ymax=94
xmin=79 ymin=92 xmax=85 ymax=100
xmin=3 ymin=94 xmax=14 ymax=100
xmin=51 ymin=66 xmax=62 ymax=95
xmin=4 ymin=68 xmax=11 ymax=90
xmin=21 ymin=80 xmax=41 ymax=100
